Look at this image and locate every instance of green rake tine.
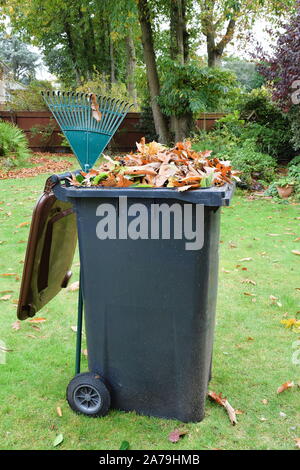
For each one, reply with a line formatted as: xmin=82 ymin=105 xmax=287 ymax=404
xmin=106 ymin=101 xmax=133 ymax=135
xmin=83 ymin=93 xmax=89 ymax=132
xmin=103 ymin=98 xmax=122 ymax=134
xmin=106 ymin=101 xmax=126 ymax=134
xmin=49 ymin=92 xmax=64 ymax=131
xmin=99 ymin=96 xmax=113 ymax=134
xmin=58 ymin=91 xmax=71 ymax=130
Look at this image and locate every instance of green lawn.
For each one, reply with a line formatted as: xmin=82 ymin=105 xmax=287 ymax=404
xmin=0 ymin=175 xmax=299 ymax=450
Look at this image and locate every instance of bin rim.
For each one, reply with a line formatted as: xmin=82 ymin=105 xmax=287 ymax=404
xmin=50 ymin=172 xmax=235 ymax=206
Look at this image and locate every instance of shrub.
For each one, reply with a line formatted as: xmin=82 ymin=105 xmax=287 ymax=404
xmin=6 ymin=80 xmax=53 ymax=111
xmin=288 ymin=155 xmax=300 ymax=167
xmin=76 ymin=71 xmax=130 ymax=103
xmin=0 ymin=121 xmax=31 ymax=168
xmin=229 ymin=139 xmax=277 ymax=187
xmin=237 ymin=88 xmax=294 ymax=159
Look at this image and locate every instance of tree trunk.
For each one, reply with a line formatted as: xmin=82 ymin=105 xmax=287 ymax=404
xmin=125 ymin=34 xmax=138 ymax=108
xmin=170 ymin=0 xmax=189 ymax=64
xmin=109 ymin=35 xmax=116 ymax=85
xmin=64 ymin=21 xmax=82 ymax=85
xmin=205 ymin=18 xmax=236 ymax=67
xmin=173 ymin=113 xmax=194 ymax=142
xmin=137 ymin=0 xmax=170 ymax=144
xmin=170 ymin=0 xmax=190 ymax=141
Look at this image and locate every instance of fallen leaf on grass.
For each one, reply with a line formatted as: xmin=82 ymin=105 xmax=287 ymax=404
xmin=168 ymin=429 xmax=188 ymax=443
xmin=0 ymin=344 xmax=12 ymax=352
xmin=244 ymin=292 xmax=255 ymax=297
xmin=71 ymin=326 xmax=77 ymax=332
xmin=67 ymin=281 xmax=79 ymax=292
xmin=241 ymin=279 xmax=256 ymax=286
xmin=293 ymin=237 xmax=300 ymax=242
xmin=267 ymin=233 xmax=280 ymax=237
xmin=280 ymin=319 xmax=300 ymax=330
xmin=277 ymin=381 xmax=294 ymax=394
xmin=262 ymin=399 xmax=268 ymax=405
xmin=0 ymin=273 xmax=19 ymax=281
xmin=82 ymin=349 xmax=88 ymax=357
xmin=291 ymin=250 xmax=300 ymax=256
xmin=56 ymin=407 xmax=62 ymax=417
xmin=16 ymin=222 xmax=30 ymax=228
xmin=208 ymin=391 xmax=237 ymax=425
xmin=53 ymin=433 xmax=64 ymax=447
xmin=239 ymin=257 xmax=253 ymax=262
xmin=119 ymin=441 xmax=130 ymax=450
xmin=12 ymin=320 xmax=21 ymax=330
xmin=31 ymin=324 xmax=41 ymax=331
xmin=295 ymin=438 xmax=300 ymax=449
xmin=0 ymin=294 xmax=11 ymax=301
xmin=28 ymin=317 xmax=47 ymax=323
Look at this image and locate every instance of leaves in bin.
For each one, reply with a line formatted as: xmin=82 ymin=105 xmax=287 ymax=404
xmin=168 ymin=429 xmax=188 ymax=443
xmin=67 ymin=138 xmax=240 ymax=191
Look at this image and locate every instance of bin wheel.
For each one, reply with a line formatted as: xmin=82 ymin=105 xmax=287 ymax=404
xmin=66 ymin=372 xmax=110 ymax=417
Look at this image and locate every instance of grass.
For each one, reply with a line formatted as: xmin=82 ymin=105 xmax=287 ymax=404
xmin=0 ymin=175 xmax=299 ymax=450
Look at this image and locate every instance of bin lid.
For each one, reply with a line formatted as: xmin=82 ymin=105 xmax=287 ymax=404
xmin=17 ymin=189 xmax=77 ymax=320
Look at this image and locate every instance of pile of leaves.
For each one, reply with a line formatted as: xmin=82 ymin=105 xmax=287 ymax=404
xmin=0 ymin=154 xmax=74 ymax=180
xmin=68 ymin=139 xmax=240 ymax=191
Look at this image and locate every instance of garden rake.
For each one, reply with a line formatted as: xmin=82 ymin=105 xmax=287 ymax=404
xmin=42 ymin=91 xmax=133 ymax=171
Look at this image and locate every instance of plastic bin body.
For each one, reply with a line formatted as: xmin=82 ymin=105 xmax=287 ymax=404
xmin=52 ymin=183 xmax=232 ymax=422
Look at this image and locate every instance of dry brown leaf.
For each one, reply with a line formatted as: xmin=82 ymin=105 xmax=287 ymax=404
xmin=68 ymin=281 xmax=79 ymax=292
xmin=295 ymin=438 xmax=300 ymax=449
xmin=56 ymin=406 xmax=63 ymax=417
xmin=16 ymin=221 xmax=30 ymax=228
xmin=208 ymin=391 xmax=237 ymax=425
xmin=90 ymin=94 xmax=102 ymax=122
xmin=277 ymin=381 xmax=294 ymax=394
xmin=12 ymin=320 xmax=21 ymax=330
xmin=0 ymin=294 xmax=11 ymax=301
xmin=241 ymin=279 xmax=256 ymax=286
xmin=82 ymin=348 xmax=88 ymax=357
xmin=168 ymin=429 xmax=188 ymax=443
xmin=28 ymin=317 xmax=47 ymax=323
xmin=291 ymin=250 xmax=300 ymax=256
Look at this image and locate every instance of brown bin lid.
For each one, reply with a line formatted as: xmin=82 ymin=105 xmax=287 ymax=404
xmin=17 ymin=180 xmax=77 ymax=320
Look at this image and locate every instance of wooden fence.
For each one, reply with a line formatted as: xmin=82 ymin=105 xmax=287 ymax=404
xmin=0 ymin=110 xmax=226 ymax=153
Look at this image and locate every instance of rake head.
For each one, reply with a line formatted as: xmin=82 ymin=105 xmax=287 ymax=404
xmin=42 ymin=91 xmax=133 ymax=171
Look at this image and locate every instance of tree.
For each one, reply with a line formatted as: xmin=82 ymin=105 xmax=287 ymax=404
xmin=0 ymin=33 xmax=39 ymax=83
xmin=197 ymin=0 xmax=296 ymax=67
xmin=255 ymin=2 xmax=300 ymax=150
xmin=137 ymin=0 xmax=171 ymax=143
